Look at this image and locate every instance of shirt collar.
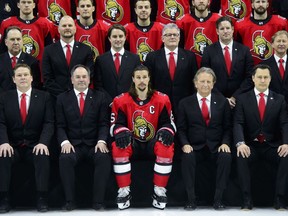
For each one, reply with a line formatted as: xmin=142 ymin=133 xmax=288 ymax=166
xmin=254 ymin=88 xmax=269 ymax=97
xmin=17 ymin=88 xmax=32 ymax=98
xmin=60 ymin=39 xmax=75 ymax=49
xmin=219 ymin=41 xmax=233 ymax=50
xmin=74 ymin=88 xmax=88 ymax=96
xmin=164 ymin=47 xmax=178 ymax=55
xmin=110 ymin=48 xmax=125 ymax=56
xmin=196 ymin=92 xmax=211 ymax=102
xmin=8 ymin=51 xmax=21 ymax=59
xmin=274 ymin=54 xmax=287 ymax=63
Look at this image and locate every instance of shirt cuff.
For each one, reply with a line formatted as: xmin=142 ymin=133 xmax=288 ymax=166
xmin=61 ymin=140 xmax=70 ymax=147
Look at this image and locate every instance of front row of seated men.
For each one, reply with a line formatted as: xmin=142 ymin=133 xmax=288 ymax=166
xmin=0 ymin=63 xmax=288 ymax=213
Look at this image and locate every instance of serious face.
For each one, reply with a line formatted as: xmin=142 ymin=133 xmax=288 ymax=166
xmin=71 ymin=67 xmax=90 ymax=92
xmin=5 ymin=29 xmax=23 ymax=56
xmin=108 ymin=29 xmax=126 ymax=51
xmin=252 ymin=68 xmax=271 ymax=93
xmin=216 ymin=20 xmax=234 ymax=44
xmin=77 ymin=0 xmax=95 ymax=20
xmin=132 ymin=69 xmax=150 ymax=92
xmin=135 ymin=1 xmax=151 ymax=22
xmin=58 ymin=16 xmax=76 ymax=39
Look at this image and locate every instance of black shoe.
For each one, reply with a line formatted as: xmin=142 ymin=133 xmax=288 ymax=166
xmin=62 ymin=201 xmax=76 ymax=211
xmin=0 ymin=197 xmax=11 ymax=213
xmin=92 ymin=203 xmax=104 ymax=210
xmin=274 ymin=196 xmax=287 ymax=210
xmin=37 ymin=197 xmax=48 ymax=212
xmin=184 ymin=200 xmax=196 ymax=210
xmin=213 ymin=200 xmax=225 ymax=210
xmin=241 ymin=197 xmax=253 ymax=210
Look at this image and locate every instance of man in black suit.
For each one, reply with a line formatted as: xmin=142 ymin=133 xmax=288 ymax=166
xmin=42 ymin=15 xmax=94 ymax=98
xmin=234 ymin=64 xmax=288 ymax=210
xmin=94 ymin=24 xmax=141 ymax=100
xmin=0 ymin=64 xmax=54 ymax=213
xmin=201 ymin=16 xmax=254 ymax=108
xmin=144 ymin=23 xmax=198 ymax=115
xmin=57 ymin=65 xmax=111 ymax=211
xmin=0 ymin=26 xmax=40 ymax=93
xmin=177 ymin=67 xmax=232 ymax=210
xmin=261 ymin=30 xmax=288 ymax=103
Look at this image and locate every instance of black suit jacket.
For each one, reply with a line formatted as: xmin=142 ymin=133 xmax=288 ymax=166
xmin=42 ymin=41 xmax=94 ymax=97
xmin=0 ymin=89 xmax=54 ymax=147
xmin=261 ymin=56 xmax=288 ymax=103
xmin=234 ymin=90 xmax=288 ymax=147
xmin=94 ymin=50 xmax=141 ymax=99
xmin=56 ymin=89 xmax=110 ymax=146
xmin=0 ymin=52 xmax=41 ymax=93
xmin=201 ymin=41 xmax=254 ymax=98
xmin=144 ymin=48 xmax=198 ymax=113
xmin=177 ymin=93 xmax=232 ymax=153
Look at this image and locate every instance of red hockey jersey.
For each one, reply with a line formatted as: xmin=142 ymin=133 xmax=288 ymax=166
xmin=220 ymin=0 xmax=252 ymax=23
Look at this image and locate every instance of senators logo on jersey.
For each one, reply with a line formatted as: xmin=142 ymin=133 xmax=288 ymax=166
xmin=191 ymin=27 xmax=212 ymax=57
xmin=22 ymin=29 xmax=40 ymax=58
xmin=79 ymin=35 xmax=99 ymax=62
xmin=160 ymin=0 xmax=184 ymax=22
xmin=102 ymin=0 xmax=124 ymax=23
xmin=136 ymin=37 xmax=153 ymax=62
xmin=251 ymin=30 xmax=272 ymax=60
xmin=47 ymin=0 xmax=67 ymax=26
xmin=132 ymin=110 xmax=155 ymax=142
xmin=224 ymin=0 xmax=247 ymax=19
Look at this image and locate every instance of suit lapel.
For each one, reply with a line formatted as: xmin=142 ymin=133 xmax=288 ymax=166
xmin=4 ymin=53 xmax=14 ymax=78
xmin=231 ymin=43 xmax=238 ymax=75
xmin=248 ymin=91 xmax=262 ymax=123
xmin=263 ymin=91 xmax=275 ymax=122
xmin=56 ymin=42 xmax=67 ymax=67
xmin=271 ymin=56 xmax=284 ymax=82
xmin=192 ymin=94 xmax=206 ymax=125
xmin=108 ymin=51 xmax=118 ymax=80
xmin=82 ymin=89 xmax=93 ymax=119
xmin=216 ymin=42 xmax=228 ymax=75
xmin=160 ymin=49 xmax=171 ymax=80
xmin=174 ymin=49 xmax=185 ymax=81
xmin=118 ymin=51 xmax=129 ymax=79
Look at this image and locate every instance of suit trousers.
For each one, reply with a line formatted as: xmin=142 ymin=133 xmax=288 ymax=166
xmin=237 ymin=142 xmax=288 ymax=197
xmin=59 ymin=144 xmax=111 ymax=203
xmin=0 ymin=146 xmax=50 ymax=192
xmin=181 ymin=147 xmax=231 ymax=201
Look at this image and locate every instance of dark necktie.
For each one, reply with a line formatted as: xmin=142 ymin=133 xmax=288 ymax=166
xmin=20 ymin=93 xmax=27 ymax=124
xmin=114 ymin=52 xmax=120 ymax=74
xmin=79 ymin=92 xmax=85 ymax=116
xmin=169 ymin=52 xmax=176 ymax=80
xmin=224 ymin=46 xmax=231 ymax=75
xmin=279 ymin=58 xmax=285 ymax=79
xmin=11 ymin=56 xmax=17 ymax=68
xmin=201 ymin=98 xmax=209 ymax=125
xmin=66 ymin=44 xmax=71 ymax=65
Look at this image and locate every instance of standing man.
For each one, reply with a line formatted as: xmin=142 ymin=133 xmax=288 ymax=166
xmin=201 ymin=16 xmax=254 ymax=108
xmin=234 ymin=0 xmax=287 ymax=65
xmin=145 ymin=23 xmax=198 ymax=115
xmin=0 ymin=26 xmax=40 ymax=93
xmin=125 ymin=0 xmax=164 ymax=62
xmin=111 ymin=65 xmax=176 ymax=210
xmin=177 ymin=67 xmax=232 ymax=210
xmin=94 ymin=24 xmax=140 ymax=100
xmin=75 ymin=0 xmax=111 ymax=62
xmin=42 ymin=15 xmax=94 ymax=98
xmin=176 ymin=0 xmax=221 ymax=66
xmin=261 ymin=30 xmax=288 ymax=104
xmin=57 ymin=65 xmax=111 ymax=211
xmin=0 ymin=64 xmax=54 ymax=213
xmin=234 ymin=64 xmax=288 ymax=210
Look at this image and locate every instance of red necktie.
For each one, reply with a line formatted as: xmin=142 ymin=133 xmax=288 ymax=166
xmin=224 ymin=46 xmax=231 ymax=75
xmin=258 ymin=93 xmax=266 ymax=121
xmin=11 ymin=56 xmax=17 ymax=68
xmin=66 ymin=44 xmax=71 ymax=65
xmin=279 ymin=58 xmax=285 ymax=79
xmin=169 ymin=52 xmax=176 ymax=80
xmin=114 ymin=52 xmax=120 ymax=74
xmin=201 ymin=98 xmax=209 ymax=125
xmin=20 ymin=93 xmax=27 ymax=124
xmin=79 ymin=92 xmax=85 ymax=116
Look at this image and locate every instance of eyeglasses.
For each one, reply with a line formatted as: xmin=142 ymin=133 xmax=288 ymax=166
xmin=163 ymin=33 xmax=180 ymax=38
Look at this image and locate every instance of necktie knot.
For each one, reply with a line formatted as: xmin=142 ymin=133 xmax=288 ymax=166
xmin=80 ymin=92 xmax=84 ymax=97
xmin=224 ymin=46 xmax=229 ymax=51
xmin=279 ymin=58 xmax=284 ymax=64
xmin=115 ymin=52 xmax=120 ymax=57
xmin=169 ymin=52 xmax=174 ymax=56
xmin=201 ymin=97 xmax=206 ymax=102
xmin=259 ymin=92 xmax=265 ymax=98
xmin=21 ymin=93 xmax=26 ymax=99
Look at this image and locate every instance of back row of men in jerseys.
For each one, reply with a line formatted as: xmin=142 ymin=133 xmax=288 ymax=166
xmin=110 ymin=64 xmax=176 ymax=210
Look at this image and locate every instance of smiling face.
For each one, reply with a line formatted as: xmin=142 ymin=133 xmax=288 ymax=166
xmin=194 ymin=72 xmax=214 ymax=97
xmin=109 ymin=28 xmax=126 ymax=52
xmin=272 ymin=33 xmax=288 ymax=58
xmin=71 ymin=67 xmax=90 ymax=92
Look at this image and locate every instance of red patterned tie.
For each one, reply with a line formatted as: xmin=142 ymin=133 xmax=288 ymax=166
xmin=201 ymin=98 xmax=209 ymax=125
xmin=114 ymin=52 xmax=120 ymax=74
xmin=279 ymin=58 xmax=285 ymax=79
xmin=66 ymin=44 xmax=71 ymax=65
xmin=169 ymin=52 xmax=176 ymax=80
xmin=20 ymin=93 xmax=27 ymax=124
xmin=224 ymin=46 xmax=231 ymax=75
xmin=79 ymin=92 xmax=85 ymax=116
xmin=11 ymin=56 xmax=17 ymax=68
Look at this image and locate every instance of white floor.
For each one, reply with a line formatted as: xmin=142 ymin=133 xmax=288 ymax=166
xmin=5 ymin=207 xmax=288 ymax=216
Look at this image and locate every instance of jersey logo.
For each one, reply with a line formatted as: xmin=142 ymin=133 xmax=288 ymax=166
xmin=224 ymin=0 xmax=247 ymax=19
xmin=79 ymin=35 xmax=99 ymax=61
xmin=136 ymin=37 xmax=153 ymax=62
xmin=102 ymin=0 xmax=124 ymax=23
xmin=47 ymin=0 xmax=67 ymax=26
xmin=250 ymin=30 xmax=272 ymax=60
xmin=160 ymin=0 xmax=184 ymax=21
xmin=22 ymin=29 xmax=39 ymax=58
xmin=132 ymin=110 xmax=155 ymax=142
xmin=190 ymin=27 xmax=212 ymax=57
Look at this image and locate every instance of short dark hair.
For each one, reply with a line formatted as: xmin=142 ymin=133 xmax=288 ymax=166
xmin=216 ymin=16 xmax=233 ymax=29
xmin=13 ymin=64 xmax=32 ymax=77
xmin=134 ymin=0 xmax=151 ymax=8
xmin=70 ymin=64 xmax=91 ymax=77
xmin=108 ymin=24 xmax=126 ymax=38
xmin=252 ymin=64 xmax=271 ymax=76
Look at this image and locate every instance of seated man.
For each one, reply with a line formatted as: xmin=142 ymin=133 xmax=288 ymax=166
xmin=0 ymin=64 xmax=54 ymax=213
xmin=110 ymin=65 xmax=176 ymax=210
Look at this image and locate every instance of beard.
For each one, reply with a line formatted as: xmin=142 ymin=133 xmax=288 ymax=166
xmin=254 ymin=7 xmax=267 ymax=15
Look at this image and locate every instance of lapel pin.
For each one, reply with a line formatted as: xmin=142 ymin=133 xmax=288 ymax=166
xmin=214 ymin=101 xmax=216 ymax=104
xmin=76 ymin=45 xmax=79 ymax=48
xmin=270 ymin=97 xmax=273 ymax=100
xmin=90 ymin=96 xmax=92 ymax=99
